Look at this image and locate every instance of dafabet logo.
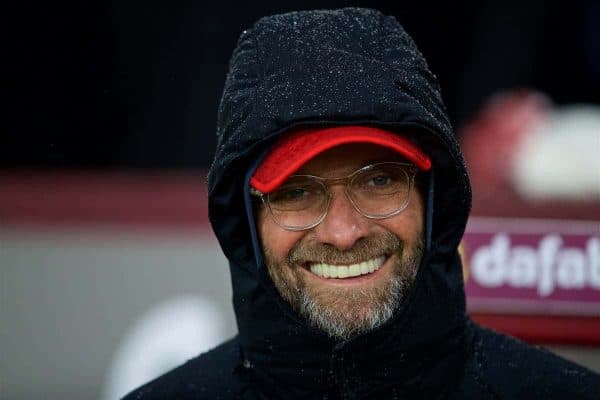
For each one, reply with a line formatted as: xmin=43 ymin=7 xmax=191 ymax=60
xmin=462 ymin=218 xmax=600 ymax=316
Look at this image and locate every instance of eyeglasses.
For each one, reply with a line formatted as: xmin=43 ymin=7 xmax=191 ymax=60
xmin=251 ymin=162 xmax=418 ymax=231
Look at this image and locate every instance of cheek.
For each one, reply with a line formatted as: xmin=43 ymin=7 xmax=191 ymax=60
xmin=257 ymin=208 xmax=303 ymax=264
xmin=379 ymin=197 xmax=425 ymax=245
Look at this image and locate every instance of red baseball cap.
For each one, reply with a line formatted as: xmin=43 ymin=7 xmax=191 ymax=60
xmin=250 ymin=125 xmax=431 ymax=194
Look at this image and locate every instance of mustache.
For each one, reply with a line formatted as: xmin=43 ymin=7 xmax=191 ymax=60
xmin=287 ymin=232 xmax=402 ymax=266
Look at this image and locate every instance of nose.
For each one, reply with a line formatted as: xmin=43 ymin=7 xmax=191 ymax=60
xmin=312 ymin=187 xmax=370 ymax=251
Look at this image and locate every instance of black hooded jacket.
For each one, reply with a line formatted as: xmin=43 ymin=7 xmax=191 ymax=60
xmin=124 ymin=8 xmax=599 ymax=400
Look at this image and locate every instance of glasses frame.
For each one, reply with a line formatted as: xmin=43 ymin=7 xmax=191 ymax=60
xmin=252 ymin=162 xmax=418 ymax=231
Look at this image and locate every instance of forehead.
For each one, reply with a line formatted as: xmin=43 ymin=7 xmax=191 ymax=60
xmin=297 ymin=143 xmax=409 ymax=177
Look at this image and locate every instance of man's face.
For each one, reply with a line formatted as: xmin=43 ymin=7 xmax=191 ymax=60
xmin=257 ymin=143 xmax=425 ymax=340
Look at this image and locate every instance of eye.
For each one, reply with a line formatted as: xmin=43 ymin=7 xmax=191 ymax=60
xmin=368 ymin=174 xmax=392 ymax=187
xmin=269 ymin=183 xmax=319 ymax=210
xmin=281 ymin=187 xmax=310 ymax=201
xmin=351 ymin=165 xmax=409 ymax=196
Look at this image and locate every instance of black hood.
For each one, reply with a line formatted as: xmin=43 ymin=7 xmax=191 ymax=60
xmin=208 ymin=8 xmax=472 ymax=398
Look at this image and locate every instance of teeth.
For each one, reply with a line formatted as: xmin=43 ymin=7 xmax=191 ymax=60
xmin=309 ymin=256 xmax=386 ymax=279
xmin=360 ymin=261 xmax=370 ymax=274
xmin=329 ymin=265 xmax=338 ymax=278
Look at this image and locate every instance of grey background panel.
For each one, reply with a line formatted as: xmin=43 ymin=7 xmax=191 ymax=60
xmin=1 ymin=227 xmax=237 ymax=400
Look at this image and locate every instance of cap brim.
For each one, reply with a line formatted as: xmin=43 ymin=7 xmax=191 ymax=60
xmin=250 ymin=126 xmax=431 ymax=193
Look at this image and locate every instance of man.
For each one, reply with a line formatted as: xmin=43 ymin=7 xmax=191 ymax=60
xmin=124 ymin=8 xmax=599 ymax=399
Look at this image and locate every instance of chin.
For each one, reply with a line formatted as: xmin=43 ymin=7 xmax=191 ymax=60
xmin=296 ymin=275 xmax=403 ymax=339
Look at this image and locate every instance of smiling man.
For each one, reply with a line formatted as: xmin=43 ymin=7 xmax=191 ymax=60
xmin=124 ymin=8 xmax=599 ymax=399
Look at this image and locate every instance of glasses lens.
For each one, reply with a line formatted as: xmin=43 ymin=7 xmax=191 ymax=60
xmin=349 ymin=164 xmax=412 ymax=217
xmin=267 ymin=177 xmax=328 ymax=229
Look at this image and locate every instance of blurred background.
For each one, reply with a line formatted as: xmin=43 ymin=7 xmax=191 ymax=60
xmin=2 ymin=1 xmax=599 ymax=399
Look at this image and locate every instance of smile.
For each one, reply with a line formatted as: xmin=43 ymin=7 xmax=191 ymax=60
xmin=309 ymin=256 xmax=387 ymax=279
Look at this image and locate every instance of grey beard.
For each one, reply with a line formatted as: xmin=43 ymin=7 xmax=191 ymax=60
xmin=297 ymin=272 xmax=408 ymax=340
xmin=264 ymin=233 xmax=424 ymax=341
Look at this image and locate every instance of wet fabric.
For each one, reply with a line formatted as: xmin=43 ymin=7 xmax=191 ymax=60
xmin=123 ymin=8 xmax=600 ymax=399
